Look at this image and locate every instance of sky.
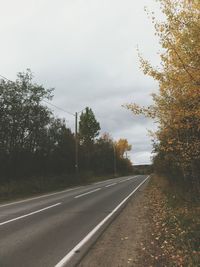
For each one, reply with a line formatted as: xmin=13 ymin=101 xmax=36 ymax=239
xmin=0 ymin=0 xmax=163 ymax=164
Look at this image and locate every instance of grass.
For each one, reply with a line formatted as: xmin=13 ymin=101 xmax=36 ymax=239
xmin=0 ymin=172 xmax=123 ymax=204
xmin=0 ymin=174 xmax=75 ymax=203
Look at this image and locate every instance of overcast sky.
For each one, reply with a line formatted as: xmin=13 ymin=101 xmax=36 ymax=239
xmin=0 ymin=0 xmax=163 ymax=164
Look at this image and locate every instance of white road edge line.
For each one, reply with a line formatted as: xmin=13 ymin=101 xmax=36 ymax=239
xmin=0 ymin=203 xmax=61 ymax=226
xmin=0 ymin=187 xmax=82 ymax=208
xmin=105 ymin=182 xmax=116 ymax=188
xmin=55 ymin=175 xmax=150 ymax=267
xmin=74 ymin=188 xmax=101 ymax=199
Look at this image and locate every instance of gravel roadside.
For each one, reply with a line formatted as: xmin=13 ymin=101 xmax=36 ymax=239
xmin=77 ymin=180 xmax=150 ymax=267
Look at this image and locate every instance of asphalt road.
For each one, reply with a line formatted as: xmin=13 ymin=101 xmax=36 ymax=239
xmin=0 ymin=175 xmax=148 ymax=267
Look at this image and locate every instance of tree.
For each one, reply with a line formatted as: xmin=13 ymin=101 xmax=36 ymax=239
xmin=91 ymin=133 xmax=114 ymax=175
xmin=90 ymin=133 xmax=133 ymax=176
xmin=79 ymin=107 xmax=100 ymax=146
xmin=126 ymin=0 xmax=200 ymax=189
xmin=44 ymin=118 xmax=75 ymax=174
xmin=115 ymin=138 xmax=132 ymax=159
xmin=0 ymin=70 xmax=54 ymax=178
xmin=0 ymin=70 xmax=76 ymax=180
xmin=0 ymin=69 xmax=53 ymax=154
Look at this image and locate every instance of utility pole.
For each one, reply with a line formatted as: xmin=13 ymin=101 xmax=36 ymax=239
xmin=74 ymin=108 xmax=85 ymax=179
xmin=75 ymin=112 xmax=79 ymax=179
xmin=113 ymin=144 xmax=117 ymax=177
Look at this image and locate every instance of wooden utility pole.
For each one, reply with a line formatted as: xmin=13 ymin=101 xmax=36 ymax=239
xmin=75 ymin=112 xmax=79 ymax=178
xmin=113 ymin=144 xmax=117 ymax=177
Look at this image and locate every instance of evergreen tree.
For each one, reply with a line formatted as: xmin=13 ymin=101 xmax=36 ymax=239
xmin=79 ymin=107 xmax=100 ymax=146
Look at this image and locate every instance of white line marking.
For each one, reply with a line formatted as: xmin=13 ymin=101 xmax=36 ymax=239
xmin=126 ymin=176 xmax=137 ymax=181
xmin=55 ymin=176 xmax=149 ymax=267
xmin=94 ymin=181 xmax=105 ymax=185
xmin=0 ymin=187 xmax=82 ymax=208
xmin=74 ymin=188 xmax=101 ymax=199
xmin=94 ymin=176 xmax=138 ymax=186
xmin=94 ymin=179 xmax=113 ymax=185
xmin=0 ymin=176 xmax=139 ymax=208
xmin=118 ymin=176 xmax=139 ymax=183
xmin=118 ymin=180 xmax=126 ymax=183
xmin=105 ymin=182 xmax=116 ymax=188
xmin=0 ymin=203 xmax=61 ymax=226
xmin=129 ymin=176 xmax=138 ymax=180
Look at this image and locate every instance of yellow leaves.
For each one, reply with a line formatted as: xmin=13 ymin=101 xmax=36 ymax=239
xmin=115 ymin=139 xmax=132 ymax=158
xmin=126 ymin=0 xmax=200 ymax=176
xmin=125 ymin=103 xmax=156 ymax=118
xmin=125 ymin=103 xmax=143 ymax=115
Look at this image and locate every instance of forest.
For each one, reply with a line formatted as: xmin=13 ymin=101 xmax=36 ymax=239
xmin=0 ymin=71 xmax=132 ymax=193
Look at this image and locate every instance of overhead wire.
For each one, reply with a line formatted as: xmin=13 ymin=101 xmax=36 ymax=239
xmin=42 ymin=99 xmax=75 ymax=116
xmin=0 ymin=74 xmax=11 ymax=81
xmin=0 ymin=73 xmax=79 ymax=117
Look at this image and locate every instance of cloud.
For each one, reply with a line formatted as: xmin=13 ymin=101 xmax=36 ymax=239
xmin=0 ymin=0 xmax=162 ymax=164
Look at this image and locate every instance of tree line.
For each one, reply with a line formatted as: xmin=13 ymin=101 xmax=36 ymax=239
xmin=0 ymin=70 xmax=132 ymax=183
xmin=127 ymin=0 xmax=200 ymax=195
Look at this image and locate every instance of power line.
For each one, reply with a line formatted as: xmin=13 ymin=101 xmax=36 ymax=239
xmin=0 ymin=73 xmax=76 ymax=116
xmin=42 ymin=100 xmax=75 ymax=116
xmin=0 ymin=74 xmax=13 ymax=82
xmin=1 ymin=72 xmax=86 ymax=178
xmin=77 ymin=107 xmax=86 ymax=114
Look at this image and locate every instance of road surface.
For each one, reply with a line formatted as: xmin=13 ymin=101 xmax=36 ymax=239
xmin=0 ymin=175 xmax=148 ymax=267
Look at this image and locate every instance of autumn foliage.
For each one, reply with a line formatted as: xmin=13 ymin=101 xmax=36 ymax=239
xmin=115 ymin=138 xmax=132 ymax=159
xmin=127 ymin=0 xmax=200 ymax=191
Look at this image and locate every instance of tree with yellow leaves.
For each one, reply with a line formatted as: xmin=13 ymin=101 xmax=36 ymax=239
xmin=127 ymin=0 xmax=200 ymax=189
xmin=115 ymin=138 xmax=132 ymax=159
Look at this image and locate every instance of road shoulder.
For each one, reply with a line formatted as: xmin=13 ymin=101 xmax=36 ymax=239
xmin=78 ymin=179 xmax=150 ymax=267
